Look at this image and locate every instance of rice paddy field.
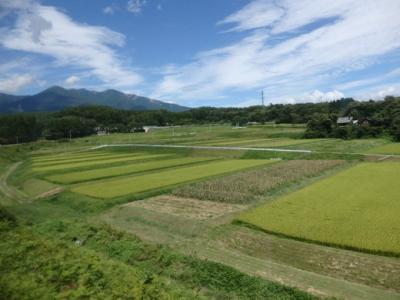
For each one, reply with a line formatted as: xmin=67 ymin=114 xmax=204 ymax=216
xmin=72 ymin=159 xmax=274 ymax=198
xmin=238 ymin=162 xmax=400 ymax=256
xmin=366 ymin=143 xmax=400 ymax=155
xmin=2 ymin=124 xmax=400 ymax=300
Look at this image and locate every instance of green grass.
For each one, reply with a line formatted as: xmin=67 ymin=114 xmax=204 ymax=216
xmin=47 ymin=157 xmax=216 ymax=184
xmin=33 ymin=153 xmax=172 ymax=172
xmin=31 ymin=220 xmax=318 ymax=300
xmin=31 ymin=151 xmax=117 ymax=163
xmin=237 ymin=162 xmax=400 ymax=256
xmin=366 ymin=143 xmax=400 ymax=155
xmin=0 ymin=220 xmax=197 ymax=299
xmin=32 ymin=152 xmax=142 ymax=167
xmin=72 ymin=159 xmax=274 ymax=198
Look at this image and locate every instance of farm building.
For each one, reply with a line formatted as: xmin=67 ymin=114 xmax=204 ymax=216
xmin=337 ymin=116 xmax=357 ymax=126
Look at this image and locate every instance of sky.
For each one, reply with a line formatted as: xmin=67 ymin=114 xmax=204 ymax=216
xmin=0 ymin=0 xmax=400 ymax=107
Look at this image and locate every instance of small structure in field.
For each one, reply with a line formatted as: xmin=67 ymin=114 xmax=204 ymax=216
xmin=337 ymin=116 xmax=356 ymax=126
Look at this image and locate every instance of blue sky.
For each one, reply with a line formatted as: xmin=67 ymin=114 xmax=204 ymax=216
xmin=1 ymin=0 xmax=400 ymax=107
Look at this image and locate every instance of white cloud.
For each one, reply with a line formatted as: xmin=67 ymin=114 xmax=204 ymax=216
xmin=218 ymin=0 xmax=284 ymax=32
xmin=103 ymin=6 xmax=114 ymax=15
xmin=1 ymin=2 xmax=142 ymax=88
xmin=127 ymin=0 xmax=146 ymax=14
xmin=359 ymin=84 xmax=400 ymax=100
xmin=153 ymin=0 xmax=400 ymax=104
xmin=64 ymin=75 xmax=80 ymax=85
xmin=0 ymin=74 xmax=35 ymax=93
xmin=301 ymin=90 xmax=345 ymax=102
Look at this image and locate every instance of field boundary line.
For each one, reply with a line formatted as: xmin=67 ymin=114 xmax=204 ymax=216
xmin=92 ymin=143 xmax=313 ymax=153
xmin=91 ymin=143 xmax=400 ymax=158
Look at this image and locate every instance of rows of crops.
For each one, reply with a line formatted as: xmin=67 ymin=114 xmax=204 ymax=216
xmin=237 ymin=162 xmax=400 ymax=256
xmin=47 ymin=157 xmax=215 ymax=184
xmin=173 ymin=160 xmax=344 ymax=203
xmin=33 ymin=153 xmax=172 ymax=172
xmin=72 ymin=159 xmax=271 ymax=198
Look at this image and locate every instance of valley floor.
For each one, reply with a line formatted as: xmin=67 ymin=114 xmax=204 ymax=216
xmin=1 ymin=124 xmax=400 ymax=299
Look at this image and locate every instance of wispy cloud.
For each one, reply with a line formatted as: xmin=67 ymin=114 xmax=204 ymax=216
xmin=153 ymin=0 xmax=400 ymax=104
xmin=127 ymin=0 xmax=147 ymax=15
xmin=0 ymin=1 xmax=142 ymax=89
xmin=103 ymin=6 xmax=115 ymax=15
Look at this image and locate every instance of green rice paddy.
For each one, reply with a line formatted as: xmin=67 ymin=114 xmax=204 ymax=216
xmin=47 ymin=157 xmax=215 ymax=184
xmin=367 ymin=143 xmax=400 ymax=155
xmin=72 ymin=159 xmax=273 ymax=198
xmin=33 ymin=153 xmax=172 ymax=172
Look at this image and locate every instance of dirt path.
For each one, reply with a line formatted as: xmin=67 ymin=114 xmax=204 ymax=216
xmin=34 ymin=187 xmax=63 ymax=200
xmin=0 ymin=162 xmax=26 ymax=203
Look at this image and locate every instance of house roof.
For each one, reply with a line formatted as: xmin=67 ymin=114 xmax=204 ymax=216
xmin=337 ymin=116 xmax=353 ymax=124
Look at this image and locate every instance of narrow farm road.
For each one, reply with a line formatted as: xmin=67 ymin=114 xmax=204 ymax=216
xmin=93 ymin=143 xmax=400 ymax=159
xmin=0 ymin=162 xmax=26 ymax=203
xmin=184 ymin=243 xmax=400 ymax=300
xmin=92 ymin=143 xmax=313 ymax=153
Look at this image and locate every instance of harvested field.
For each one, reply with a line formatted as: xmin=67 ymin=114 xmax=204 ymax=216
xmin=173 ymin=160 xmax=344 ymax=203
xmin=237 ymin=162 xmax=400 ymax=256
xmin=125 ymin=195 xmax=246 ymax=220
xmin=72 ymin=159 xmax=272 ymax=198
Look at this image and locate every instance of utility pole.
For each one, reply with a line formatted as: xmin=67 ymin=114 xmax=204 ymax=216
xmin=69 ymin=129 xmax=72 ymax=142
xmin=261 ymin=90 xmax=265 ymax=106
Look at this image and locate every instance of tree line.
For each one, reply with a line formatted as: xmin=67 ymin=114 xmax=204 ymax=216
xmin=0 ymin=96 xmax=399 ymax=144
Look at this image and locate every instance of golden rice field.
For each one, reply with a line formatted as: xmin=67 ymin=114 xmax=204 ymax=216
xmin=238 ymin=162 xmax=400 ymax=256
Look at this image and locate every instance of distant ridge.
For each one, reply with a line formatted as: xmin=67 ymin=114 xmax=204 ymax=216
xmin=0 ymin=86 xmax=189 ymax=113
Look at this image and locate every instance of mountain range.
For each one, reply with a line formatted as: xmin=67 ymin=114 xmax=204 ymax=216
xmin=0 ymin=86 xmax=188 ymax=113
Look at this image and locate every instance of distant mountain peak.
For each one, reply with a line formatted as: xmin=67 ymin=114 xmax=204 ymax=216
xmin=0 ymin=86 xmax=189 ymax=113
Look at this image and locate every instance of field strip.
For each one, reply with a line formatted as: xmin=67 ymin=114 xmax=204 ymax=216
xmin=72 ymin=159 xmax=274 ymax=198
xmin=32 ymin=151 xmax=123 ymax=163
xmin=238 ymin=162 xmax=400 ymax=256
xmin=33 ymin=153 xmax=172 ymax=173
xmin=93 ymin=143 xmax=313 ymax=153
xmin=186 ymin=244 xmax=400 ymax=300
xmin=46 ymin=157 xmax=216 ymax=184
xmin=33 ymin=152 xmax=145 ymax=167
xmin=92 ymin=143 xmax=400 ymax=158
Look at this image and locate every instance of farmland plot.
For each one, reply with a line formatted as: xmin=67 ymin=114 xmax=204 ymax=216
xmin=47 ymin=157 xmax=215 ymax=184
xmin=367 ymin=143 xmax=400 ymax=155
xmin=32 ymin=151 xmax=117 ymax=163
xmin=72 ymin=159 xmax=272 ymax=198
xmin=33 ymin=153 xmax=171 ymax=173
xmin=173 ymin=160 xmax=344 ymax=203
xmin=238 ymin=162 xmax=400 ymax=256
xmin=32 ymin=152 xmax=143 ymax=167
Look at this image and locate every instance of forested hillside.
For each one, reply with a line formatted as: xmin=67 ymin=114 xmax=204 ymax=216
xmin=0 ymin=96 xmax=399 ymax=144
